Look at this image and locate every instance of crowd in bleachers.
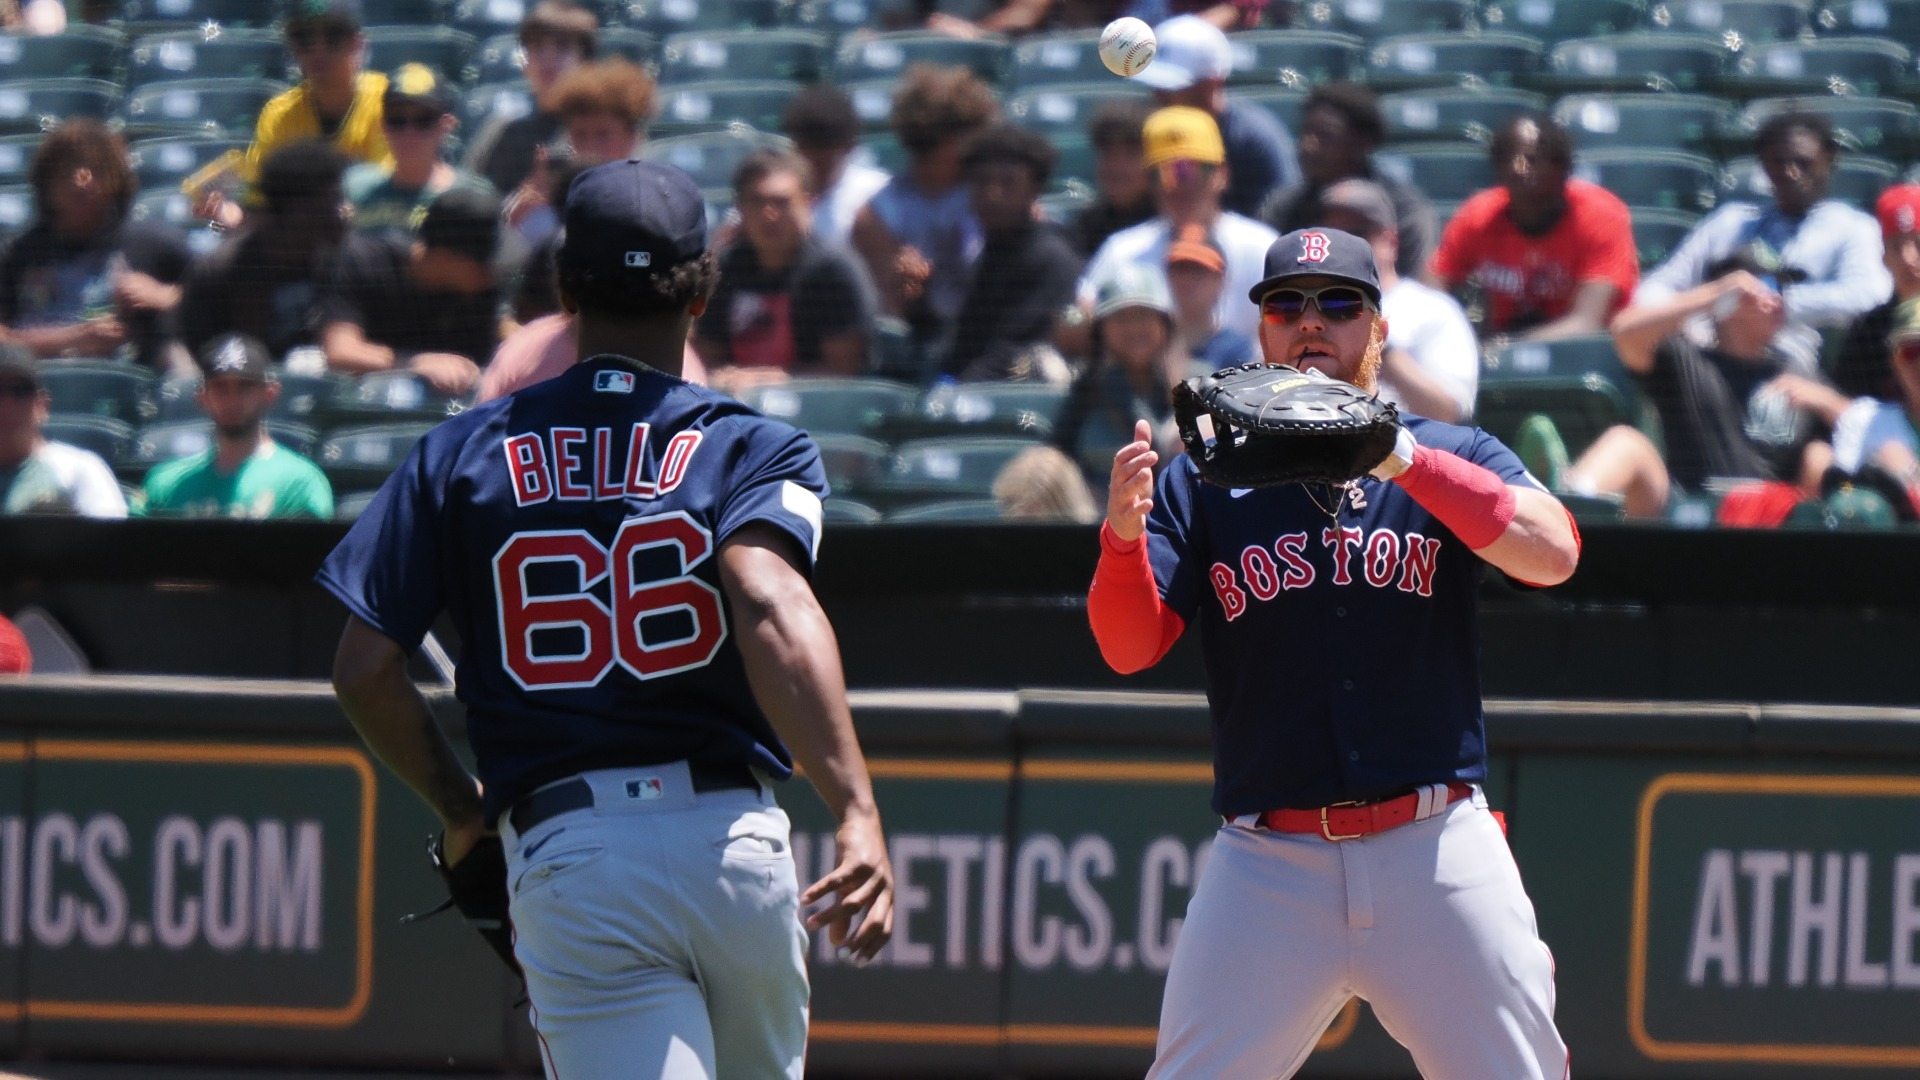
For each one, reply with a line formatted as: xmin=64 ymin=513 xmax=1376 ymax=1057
xmin=2 ymin=0 xmax=1920 ymax=528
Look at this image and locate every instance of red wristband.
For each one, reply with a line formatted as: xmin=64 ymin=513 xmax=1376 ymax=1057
xmin=1392 ymin=445 xmax=1517 ymax=550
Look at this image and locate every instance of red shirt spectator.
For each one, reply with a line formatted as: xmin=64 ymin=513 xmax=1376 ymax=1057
xmin=1430 ymin=178 xmax=1638 ymax=335
xmin=0 ymin=612 xmax=29 ymax=675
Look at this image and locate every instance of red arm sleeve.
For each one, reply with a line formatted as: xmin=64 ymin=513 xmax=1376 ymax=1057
xmin=1087 ymin=523 xmax=1186 ymax=674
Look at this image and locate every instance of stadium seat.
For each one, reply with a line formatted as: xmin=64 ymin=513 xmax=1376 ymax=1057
xmin=0 ymin=185 xmax=32 ymax=239
xmin=1630 ymin=207 xmax=1702 ymax=268
xmin=1379 ymin=88 xmax=1547 ymax=144
xmin=128 ymin=190 xmax=223 ymax=252
xmin=845 ymin=79 xmax=902 ymax=133
xmin=127 ymin=135 xmax=247 ymax=192
xmin=325 ymin=370 xmax=469 ymax=424
xmin=1542 ymin=33 xmax=1729 ymax=92
xmin=1011 ymin=31 xmax=1109 ymax=88
xmin=883 ymin=497 xmax=1004 ymax=522
xmin=1037 ymin=187 xmax=1093 ymax=224
xmin=470 ymin=34 xmax=527 ymax=85
xmin=884 ymin=382 xmax=1070 ymax=441
xmin=1553 ymin=93 xmax=1735 ymax=152
xmin=1236 ymin=87 xmax=1312 ymax=135
xmin=1485 ymin=332 xmax=1635 ymax=384
xmin=1365 ymin=32 xmax=1545 ymax=90
xmin=1723 ymin=38 xmax=1911 ymax=97
xmin=834 ymin=32 xmax=1011 ymax=86
xmin=1722 ymin=152 xmax=1897 ymax=207
xmin=120 ymin=0 xmax=276 ymax=34
xmin=639 ymin=129 xmax=792 ymax=191
xmin=0 ymin=135 xmax=36 ymax=187
xmin=1574 ymin=148 xmax=1720 ymax=213
xmin=362 ymin=0 xmax=448 ymax=25
xmin=1296 ymin=0 xmax=1476 ymax=39
xmin=869 ymin=435 xmax=1040 ymax=505
xmin=1648 ymin=0 xmax=1811 ymax=45
xmin=122 ymin=78 xmax=285 ymax=138
xmin=0 ymin=78 xmax=123 ymax=137
xmin=333 ymin=488 xmax=381 ymax=521
xmin=655 ymin=80 xmax=803 ymax=136
xmin=622 ymin=0 xmax=791 ymax=35
xmin=464 ymin=81 xmax=536 ymax=129
xmin=127 ymin=29 xmax=288 ymax=87
xmin=1006 ymin=82 xmax=1150 ymax=133
xmin=791 ymin=0 xmax=880 ymax=35
xmin=271 ymin=372 xmax=345 ymax=424
xmin=1225 ymin=30 xmax=1367 ymax=88
xmin=1816 ymin=0 xmax=1920 ymax=43
xmin=1475 ymin=371 xmax=1636 ymax=459
xmin=1480 ymin=0 xmax=1646 ymax=42
xmin=149 ymin=373 xmax=203 ymax=422
xmin=600 ymin=27 xmax=660 ymax=67
xmin=735 ymin=377 xmax=917 ymax=438
xmin=363 ymin=27 xmax=478 ymax=87
xmin=1374 ymin=142 xmax=1496 ymax=201
xmin=45 ymin=415 xmax=134 ymax=468
xmin=318 ymin=422 xmax=441 ymax=491
xmin=657 ymin=29 xmax=831 ymax=85
xmin=0 ymin=26 xmax=126 ymax=81
xmin=39 ymin=361 xmax=155 ymax=425
xmin=1049 ymin=133 xmax=1095 ymax=191
xmin=1731 ymin=95 xmax=1920 ymax=158
xmin=822 ymin=497 xmax=883 ymax=524
xmin=811 ymin=433 xmax=891 ymax=499
xmin=449 ymin=0 xmax=533 ymax=36
xmin=129 ymin=418 xmax=212 ymax=474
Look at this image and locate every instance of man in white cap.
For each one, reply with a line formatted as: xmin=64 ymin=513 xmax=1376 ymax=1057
xmin=1136 ymin=14 xmax=1300 ymax=219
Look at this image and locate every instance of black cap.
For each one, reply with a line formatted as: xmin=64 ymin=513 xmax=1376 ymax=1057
xmin=197 ymin=333 xmax=273 ymax=381
xmin=1248 ymin=227 xmax=1382 ymax=305
xmin=420 ymin=187 xmax=506 ymax=266
xmin=557 ymin=158 xmax=707 ymax=282
xmin=285 ymin=0 xmax=362 ymax=30
xmin=0 ymin=343 xmax=39 ymax=388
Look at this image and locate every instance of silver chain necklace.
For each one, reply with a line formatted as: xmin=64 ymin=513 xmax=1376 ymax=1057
xmin=1303 ymin=481 xmax=1352 ymax=520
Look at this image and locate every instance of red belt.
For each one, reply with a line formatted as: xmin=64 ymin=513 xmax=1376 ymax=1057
xmin=1259 ymin=783 xmax=1474 ymax=841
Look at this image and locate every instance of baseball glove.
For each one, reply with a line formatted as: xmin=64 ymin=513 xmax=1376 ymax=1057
xmin=1172 ymin=362 xmax=1403 ymax=488
xmin=404 ymin=832 xmax=522 ymax=979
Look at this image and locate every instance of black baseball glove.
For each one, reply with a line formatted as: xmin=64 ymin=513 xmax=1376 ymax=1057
xmin=403 ymin=832 xmax=522 ymax=979
xmin=1172 ymin=362 xmax=1404 ymax=488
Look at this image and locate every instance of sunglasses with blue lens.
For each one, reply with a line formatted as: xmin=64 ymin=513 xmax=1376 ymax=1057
xmin=1259 ymin=285 xmax=1374 ymax=324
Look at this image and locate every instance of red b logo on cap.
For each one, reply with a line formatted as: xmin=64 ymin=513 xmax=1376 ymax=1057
xmin=1297 ymin=232 xmax=1331 ymax=264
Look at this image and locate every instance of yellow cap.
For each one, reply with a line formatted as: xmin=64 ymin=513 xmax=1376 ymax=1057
xmin=1142 ymin=106 xmax=1225 ymax=168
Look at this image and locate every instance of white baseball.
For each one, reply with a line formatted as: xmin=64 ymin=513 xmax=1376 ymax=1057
xmin=1099 ymin=17 xmax=1157 ymax=78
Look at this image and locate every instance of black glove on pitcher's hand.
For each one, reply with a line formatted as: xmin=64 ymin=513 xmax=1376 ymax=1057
xmin=405 ymin=832 xmax=522 ymax=978
xmin=1173 ymin=362 xmax=1404 ymax=488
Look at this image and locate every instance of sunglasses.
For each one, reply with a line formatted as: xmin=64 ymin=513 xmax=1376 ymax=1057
xmin=288 ymin=26 xmax=353 ymax=51
xmin=382 ymin=111 xmax=441 ymax=131
xmin=1153 ymin=160 xmax=1215 ymax=188
xmin=0 ymin=382 xmax=40 ymax=400
xmin=1260 ymin=285 xmax=1374 ymax=324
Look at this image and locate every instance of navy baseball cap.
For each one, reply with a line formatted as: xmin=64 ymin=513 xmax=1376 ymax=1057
xmin=557 ymin=158 xmax=707 ymax=281
xmin=1249 ymin=227 xmax=1382 ymax=305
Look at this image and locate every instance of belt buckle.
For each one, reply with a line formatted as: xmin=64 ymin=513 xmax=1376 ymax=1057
xmin=1320 ymin=800 xmax=1364 ymax=842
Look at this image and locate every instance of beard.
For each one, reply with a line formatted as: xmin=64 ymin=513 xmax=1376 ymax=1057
xmin=1351 ymin=320 xmax=1386 ymax=392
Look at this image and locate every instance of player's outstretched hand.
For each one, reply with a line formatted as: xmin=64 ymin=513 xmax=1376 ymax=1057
xmin=802 ymin=808 xmax=894 ymax=965
xmin=1107 ymin=418 xmax=1158 ymax=542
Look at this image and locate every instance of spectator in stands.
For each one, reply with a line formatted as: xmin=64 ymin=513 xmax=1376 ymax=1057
xmin=1069 ymin=98 xmax=1156 ymax=257
xmin=693 ymin=150 xmax=876 ymax=390
xmin=945 ymin=124 xmax=1084 ymax=383
xmin=1259 ymin=82 xmax=1436 ymax=277
xmin=1565 ymin=255 xmax=1830 ymax=518
xmin=0 ymin=346 xmax=126 ymax=518
xmin=1136 ymin=14 xmax=1299 ymax=219
xmin=1322 ymin=178 xmax=1477 ymax=422
xmin=465 ymin=0 xmax=599 ymax=194
xmin=1788 ymin=295 xmax=1920 ymax=517
xmin=323 ymin=188 xmax=520 ymax=396
xmin=1637 ymin=112 xmax=1890 ymax=374
xmin=1055 ymin=262 xmax=1189 ymax=476
xmin=781 ymin=86 xmax=890 ymax=250
xmin=1078 ymin=106 xmax=1277 ymax=343
xmin=921 ymin=0 xmax=1162 ymax=36
xmin=1830 ymin=184 xmax=1920 ymax=402
xmin=0 ymin=610 xmax=27 ymax=677
xmin=852 ymin=65 xmax=999 ymax=357
xmin=345 ymin=65 xmax=496 ymax=240
xmin=138 ymin=334 xmax=333 ymax=519
xmin=992 ymin=445 xmax=1099 ymax=523
xmin=178 ymin=141 xmax=366 ymax=361
xmin=1426 ymin=112 xmax=1638 ymax=343
xmin=0 ymin=120 xmax=193 ymax=372
xmin=1165 ymin=224 xmax=1254 ymax=369
xmin=505 ymin=59 xmax=656 ymax=248
xmin=480 ymin=315 xmax=707 ymax=402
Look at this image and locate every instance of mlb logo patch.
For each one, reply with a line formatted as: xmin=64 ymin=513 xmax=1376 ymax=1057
xmin=595 ymin=370 xmax=636 ymax=394
xmin=625 ymin=777 xmax=664 ymax=800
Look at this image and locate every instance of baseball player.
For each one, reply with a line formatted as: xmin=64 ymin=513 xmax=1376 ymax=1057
xmin=1090 ymin=227 xmax=1580 ymax=1078
xmin=321 ymin=159 xmax=894 ymax=1080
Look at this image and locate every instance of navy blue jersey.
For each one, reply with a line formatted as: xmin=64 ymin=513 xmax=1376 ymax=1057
xmin=317 ymin=356 xmax=828 ymax=822
xmin=1146 ymin=416 xmax=1543 ymax=817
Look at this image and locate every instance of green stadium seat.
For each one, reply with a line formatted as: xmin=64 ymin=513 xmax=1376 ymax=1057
xmin=822 ymin=497 xmax=883 ymax=524
xmin=871 ymin=435 xmax=1040 ymax=504
xmin=333 ymin=488 xmax=381 ymax=521
xmin=1731 ymin=95 xmax=1920 ymax=158
xmin=792 ymin=0 xmax=881 ymax=35
xmin=362 ymin=0 xmax=448 ymax=25
xmin=363 ymin=27 xmax=478 ymax=87
xmin=1048 ymin=133 xmax=1095 ymax=191
xmin=0 ymin=186 xmax=32 ymax=238
xmin=449 ymin=0 xmax=532 ymax=36
xmin=0 ymin=135 xmax=36 ymax=187
xmin=856 ymin=131 xmax=906 ymax=174
xmin=0 ymin=27 xmax=126 ymax=81
xmin=1630 ymin=207 xmax=1701 ymax=267
xmin=120 ymin=0 xmax=276 ymax=34
xmin=470 ymin=34 xmax=528 ymax=85
xmin=326 ymin=370 xmax=469 ymax=424
xmin=1236 ymin=87 xmax=1311 ymax=135
xmin=1667 ymin=488 xmax=1721 ymax=526
xmin=318 ymin=421 xmax=440 ymax=491
xmin=640 ymin=129 xmax=792 ymax=191
xmin=464 ymin=81 xmax=536 ymax=129
xmin=811 ymin=433 xmax=891 ymax=498
xmin=127 ymin=135 xmax=247 ymax=192
xmin=1648 ymin=0 xmax=1811 ymax=45
xmin=883 ymin=497 xmax=1004 ymax=522
xmin=1574 ymin=148 xmax=1720 ymax=213
xmin=1475 ymin=372 xmax=1636 ymax=458
xmin=1480 ymin=0 xmax=1647 ymax=42
xmin=845 ymin=79 xmax=901 ymax=133
xmin=884 ymin=382 xmax=1070 ymax=441
xmin=1724 ymin=152 xmax=1897 ymax=208
xmin=39 ymin=361 xmax=155 ymax=425
xmin=1375 ymin=142 xmax=1496 ymax=201
xmin=128 ymin=190 xmax=221 ymax=246
xmin=122 ymin=77 xmax=286 ymax=138
xmin=1366 ymin=32 xmax=1545 ymax=91
xmin=1298 ymin=0 xmax=1476 ymax=39
xmin=1486 ymin=332 xmax=1635 ymax=382
xmin=600 ymin=26 xmax=660 ymax=67
xmin=1553 ymin=92 xmax=1736 ymax=152
xmin=1037 ymin=188 xmax=1093 ymax=224
xmin=658 ymin=29 xmax=831 ymax=85
xmin=835 ymin=32 xmax=1011 ymax=86
xmin=623 ymin=0 xmax=790 ymax=34
xmin=1224 ymin=30 xmax=1367 ymax=88
xmin=44 ymin=415 xmax=134 ymax=467
xmin=1723 ymin=38 xmax=1910 ymax=96
xmin=1011 ymin=31 xmax=1109 ymax=88
xmin=736 ymin=378 xmax=918 ymax=438
xmin=127 ymin=29 xmax=288 ymax=87
xmin=1006 ymin=82 xmax=1150 ymax=133
xmin=1815 ymin=0 xmax=1920 ymax=43
xmin=1379 ymin=88 xmax=1547 ymax=144
xmin=655 ymin=80 xmax=803 ymax=136
xmin=129 ymin=418 xmax=212 ymax=475
xmin=149 ymin=373 xmax=203 ymax=422
xmin=1542 ymin=33 xmax=1729 ymax=92
xmin=271 ymin=372 xmax=346 ymax=424
xmin=0 ymin=78 xmax=123 ymax=137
